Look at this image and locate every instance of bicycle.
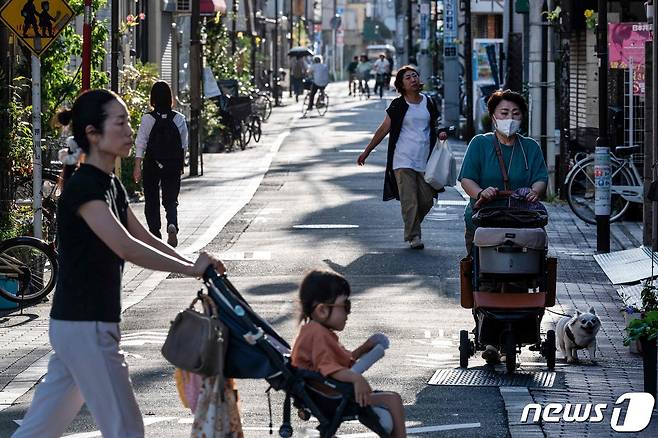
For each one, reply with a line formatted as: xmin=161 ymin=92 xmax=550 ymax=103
xmin=13 ymin=167 xmax=61 ymax=244
xmin=302 ymin=88 xmax=330 ymax=117
xmin=564 ymin=145 xmax=643 ymax=224
xmin=0 ymin=236 xmax=58 ymax=305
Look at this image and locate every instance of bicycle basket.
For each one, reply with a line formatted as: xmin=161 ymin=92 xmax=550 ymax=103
xmin=472 ymin=207 xmax=548 ymax=229
xmin=226 ymin=96 xmax=252 ymax=122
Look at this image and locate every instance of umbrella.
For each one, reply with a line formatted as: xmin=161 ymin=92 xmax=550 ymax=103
xmin=288 ymin=47 xmax=314 ymax=57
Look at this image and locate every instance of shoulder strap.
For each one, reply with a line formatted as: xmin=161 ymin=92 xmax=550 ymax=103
xmin=492 ymin=135 xmax=510 ymax=191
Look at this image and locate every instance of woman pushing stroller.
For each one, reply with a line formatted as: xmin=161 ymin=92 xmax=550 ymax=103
xmin=12 ymin=89 xmax=225 ymax=438
xmin=457 ymin=89 xmax=549 ymax=365
xmin=291 ymin=269 xmax=407 ymax=437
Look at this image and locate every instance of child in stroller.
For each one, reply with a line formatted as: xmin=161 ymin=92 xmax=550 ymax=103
xmin=291 ymin=269 xmax=406 ymax=437
xmin=203 ymin=267 xmax=402 ymax=437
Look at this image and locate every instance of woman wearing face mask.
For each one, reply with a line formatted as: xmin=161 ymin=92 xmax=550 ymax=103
xmin=458 ymin=89 xmax=548 ymax=256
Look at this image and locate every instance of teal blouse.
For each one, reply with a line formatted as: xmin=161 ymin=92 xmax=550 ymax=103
xmin=458 ymin=133 xmax=549 ymax=231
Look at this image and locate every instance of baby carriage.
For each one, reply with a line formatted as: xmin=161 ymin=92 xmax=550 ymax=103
xmin=202 ymin=268 xmax=392 ymax=438
xmin=459 ymin=192 xmax=558 ymax=374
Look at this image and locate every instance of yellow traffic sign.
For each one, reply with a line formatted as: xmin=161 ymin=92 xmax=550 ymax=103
xmin=0 ymin=0 xmax=74 ymax=57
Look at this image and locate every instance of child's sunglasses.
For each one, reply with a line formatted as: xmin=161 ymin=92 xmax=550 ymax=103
xmin=321 ymin=298 xmax=351 ymax=314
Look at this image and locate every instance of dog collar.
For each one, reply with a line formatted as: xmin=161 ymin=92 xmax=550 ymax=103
xmin=565 ymin=325 xmax=586 ymax=349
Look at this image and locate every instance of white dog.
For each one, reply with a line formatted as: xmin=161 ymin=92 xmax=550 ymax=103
xmin=556 ymin=307 xmax=601 ymax=363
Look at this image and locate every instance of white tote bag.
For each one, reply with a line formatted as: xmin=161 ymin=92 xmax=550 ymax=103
xmin=424 ymin=140 xmax=457 ymax=190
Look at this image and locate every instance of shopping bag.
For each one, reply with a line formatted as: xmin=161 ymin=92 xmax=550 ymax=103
xmin=191 ymin=377 xmax=244 ymax=438
xmin=424 ymin=140 xmax=457 ymax=190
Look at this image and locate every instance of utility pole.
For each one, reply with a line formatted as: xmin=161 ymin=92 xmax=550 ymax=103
xmin=464 ymin=0 xmax=474 ymax=141
xmin=274 ymin=0 xmax=281 ymax=105
xmin=231 ymin=0 xmax=238 ymax=54
xmin=111 ymin=0 xmax=119 ymax=92
xmin=595 ymin=0 xmax=610 ymax=252
xmin=189 ymin=0 xmax=201 ymax=176
xmin=407 ymin=0 xmax=413 ymax=62
xmin=82 ymin=0 xmax=92 ymax=89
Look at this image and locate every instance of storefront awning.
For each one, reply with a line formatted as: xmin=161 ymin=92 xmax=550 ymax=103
xmin=162 ymin=0 xmax=227 ymax=14
xmin=202 ymin=0 xmax=227 ymax=14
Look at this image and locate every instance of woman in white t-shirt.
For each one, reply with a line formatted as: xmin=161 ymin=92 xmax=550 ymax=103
xmin=357 ymin=66 xmax=440 ymax=249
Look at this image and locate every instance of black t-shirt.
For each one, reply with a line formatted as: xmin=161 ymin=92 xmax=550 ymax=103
xmin=50 ymin=164 xmax=129 ymax=322
xmin=347 ymin=61 xmax=358 ymax=73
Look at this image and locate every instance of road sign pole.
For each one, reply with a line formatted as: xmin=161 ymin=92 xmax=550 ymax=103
xmin=32 ymin=54 xmax=42 ymax=239
xmin=82 ymin=0 xmax=92 ymax=90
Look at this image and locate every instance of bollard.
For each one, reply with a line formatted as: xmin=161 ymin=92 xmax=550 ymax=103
xmin=640 ymin=337 xmax=657 ymax=398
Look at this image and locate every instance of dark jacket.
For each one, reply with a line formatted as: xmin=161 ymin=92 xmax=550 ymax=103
xmin=383 ymin=94 xmax=440 ymax=201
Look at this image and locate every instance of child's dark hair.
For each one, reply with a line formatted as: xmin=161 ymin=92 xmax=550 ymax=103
xmin=298 ymin=269 xmax=351 ymax=323
xmin=56 ymin=89 xmax=120 ymax=184
xmin=150 ymin=80 xmax=174 ymax=112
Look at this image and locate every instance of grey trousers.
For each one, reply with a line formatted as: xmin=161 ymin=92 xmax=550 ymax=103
xmin=12 ymin=320 xmax=144 ymax=438
xmin=394 ymin=168 xmax=435 ymax=241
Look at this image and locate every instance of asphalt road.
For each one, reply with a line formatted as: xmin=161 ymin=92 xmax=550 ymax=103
xmin=1 ymin=88 xmax=509 ymax=437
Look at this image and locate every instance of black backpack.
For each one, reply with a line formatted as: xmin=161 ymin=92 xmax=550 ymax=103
xmin=145 ymin=110 xmax=184 ymax=172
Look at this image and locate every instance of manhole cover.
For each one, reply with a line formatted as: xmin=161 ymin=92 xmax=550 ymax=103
xmin=427 ymin=368 xmax=559 ymax=388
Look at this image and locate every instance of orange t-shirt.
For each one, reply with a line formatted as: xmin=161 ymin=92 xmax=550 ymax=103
xmin=291 ymin=321 xmax=355 ymax=377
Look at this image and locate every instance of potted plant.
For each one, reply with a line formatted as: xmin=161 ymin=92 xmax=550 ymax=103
xmin=623 ymin=280 xmax=658 ymax=396
xmin=620 ymin=301 xmax=642 ymax=353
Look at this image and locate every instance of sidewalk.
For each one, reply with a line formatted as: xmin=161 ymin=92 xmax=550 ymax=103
xmin=0 ymin=95 xmax=302 ymax=412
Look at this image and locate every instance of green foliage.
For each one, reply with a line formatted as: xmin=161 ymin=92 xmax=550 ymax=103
xmin=119 ymin=62 xmax=160 ymax=132
xmin=205 ymin=14 xmax=252 ymax=92
xmin=7 ymin=77 xmax=33 ymax=177
xmin=625 ymin=310 xmax=658 ymax=344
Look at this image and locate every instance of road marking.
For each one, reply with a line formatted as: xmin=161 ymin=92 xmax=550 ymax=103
xmin=434 ymin=199 xmax=469 ymax=206
xmin=333 ymin=422 xmax=482 ymax=437
xmin=293 ymin=224 xmax=359 ymax=229
xmin=218 ymin=251 xmax=272 ymax=260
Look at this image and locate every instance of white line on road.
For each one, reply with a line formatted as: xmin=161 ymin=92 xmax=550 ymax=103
xmin=293 ymin=224 xmax=359 ymax=229
xmin=333 ymin=422 xmax=482 ymax=437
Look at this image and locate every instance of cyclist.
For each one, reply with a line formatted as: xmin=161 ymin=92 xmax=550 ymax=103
xmin=346 ymin=55 xmax=359 ymax=96
xmin=357 ymin=55 xmax=372 ymax=98
xmin=306 ymin=56 xmax=330 ymax=111
xmin=373 ymin=54 xmax=390 ymax=98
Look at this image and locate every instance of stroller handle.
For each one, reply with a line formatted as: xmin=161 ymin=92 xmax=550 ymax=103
xmin=474 ymin=190 xmax=513 ymax=209
xmin=203 ymin=265 xmax=222 ymax=282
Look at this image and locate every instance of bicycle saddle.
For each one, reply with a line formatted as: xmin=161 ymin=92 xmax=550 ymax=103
xmin=614 ymin=145 xmax=641 ymax=156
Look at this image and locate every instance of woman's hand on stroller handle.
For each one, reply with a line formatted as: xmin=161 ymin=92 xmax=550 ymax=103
xmin=474 ymin=188 xmax=513 ymax=209
xmin=193 ymin=252 xmax=225 ymax=278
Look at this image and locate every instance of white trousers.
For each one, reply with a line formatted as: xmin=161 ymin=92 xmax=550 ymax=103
xmin=12 ymin=319 xmax=144 ymax=438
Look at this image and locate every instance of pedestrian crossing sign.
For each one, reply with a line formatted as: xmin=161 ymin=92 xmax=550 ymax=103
xmin=0 ymin=0 xmax=75 ymax=57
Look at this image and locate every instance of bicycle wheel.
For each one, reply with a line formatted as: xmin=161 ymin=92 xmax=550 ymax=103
xmin=316 ymin=94 xmax=329 ymax=117
xmin=302 ymin=95 xmax=310 ymax=117
xmin=0 ymin=236 xmax=58 ymax=305
xmin=240 ymin=120 xmax=251 ymax=148
xmin=251 ymin=116 xmax=262 ymax=143
xmin=565 ymin=157 xmax=633 ymax=224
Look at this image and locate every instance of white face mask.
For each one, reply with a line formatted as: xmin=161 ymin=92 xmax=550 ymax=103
xmin=494 ymin=117 xmax=521 ymax=137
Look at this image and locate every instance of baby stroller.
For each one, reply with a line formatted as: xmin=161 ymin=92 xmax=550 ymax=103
xmin=459 ymin=192 xmax=558 ymax=374
xmin=202 ymin=268 xmax=392 ymax=438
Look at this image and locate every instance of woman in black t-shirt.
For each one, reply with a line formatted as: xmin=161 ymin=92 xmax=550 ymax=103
xmin=12 ymin=90 xmax=225 ymax=438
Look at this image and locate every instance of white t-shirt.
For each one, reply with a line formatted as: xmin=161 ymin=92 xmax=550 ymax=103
xmin=392 ymin=95 xmax=431 ymax=172
xmin=373 ymin=58 xmax=390 ymax=74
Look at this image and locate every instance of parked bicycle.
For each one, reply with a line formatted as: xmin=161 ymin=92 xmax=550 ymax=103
xmin=302 ymin=89 xmax=329 ymax=118
xmin=13 ymin=166 xmax=62 ymax=244
xmin=564 ymin=145 xmax=643 ymax=224
xmin=0 ymin=236 xmax=58 ymax=306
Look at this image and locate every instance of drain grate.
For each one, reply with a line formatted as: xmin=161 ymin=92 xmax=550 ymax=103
xmin=427 ymin=368 xmax=559 ymax=388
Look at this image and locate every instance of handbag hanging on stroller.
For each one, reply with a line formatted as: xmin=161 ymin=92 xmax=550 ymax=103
xmin=198 ymin=267 xmax=392 ymax=438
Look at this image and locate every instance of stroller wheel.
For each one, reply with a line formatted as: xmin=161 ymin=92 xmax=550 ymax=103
xmin=544 ymin=329 xmax=556 ymax=370
xmin=503 ymin=331 xmax=516 ymax=374
xmin=459 ymin=330 xmax=471 ymax=368
xmin=298 ymin=408 xmax=311 ymax=421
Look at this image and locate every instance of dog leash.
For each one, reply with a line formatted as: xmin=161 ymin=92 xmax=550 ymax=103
xmin=546 ymin=308 xmax=572 ymax=318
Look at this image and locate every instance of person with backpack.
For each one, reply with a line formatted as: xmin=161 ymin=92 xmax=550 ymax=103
xmin=133 ymin=81 xmax=188 ymax=247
